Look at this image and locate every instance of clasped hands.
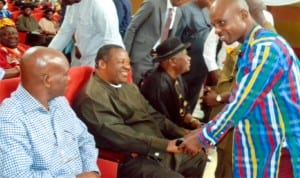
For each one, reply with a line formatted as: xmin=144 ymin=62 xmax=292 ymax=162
xmin=168 ymin=128 xmax=205 ymax=156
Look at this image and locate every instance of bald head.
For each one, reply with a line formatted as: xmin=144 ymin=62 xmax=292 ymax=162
xmin=21 ymin=47 xmax=68 ymax=81
xmin=20 ymin=47 xmax=70 ymax=105
xmin=210 ymin=0 xmax=255 ymax=44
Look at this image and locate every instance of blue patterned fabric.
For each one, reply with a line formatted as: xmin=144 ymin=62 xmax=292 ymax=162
xmin=0 ymin=85 xmax=99 ymax=177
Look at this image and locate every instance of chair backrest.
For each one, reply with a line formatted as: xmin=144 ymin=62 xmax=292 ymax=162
xmin=66 ymin=66 xmax=94 ymax=106
xmin=11 ymin=10 xmax=22 ymax=21
xmin=32 ymin=12 xmax=44 ymax=21
xmin=18 ymin=32 xmax=27 ymax=44
xmin=0 ymin=66 xmax=94 ymax=104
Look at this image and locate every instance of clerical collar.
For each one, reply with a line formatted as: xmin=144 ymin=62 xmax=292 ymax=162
xmin=109 ymin=83 xmax=122 ymax=88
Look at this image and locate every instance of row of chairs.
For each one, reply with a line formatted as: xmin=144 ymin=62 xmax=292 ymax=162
xmin=11 ymin=10 xmax=61 ymax=22
xmin=0 ymin=66 xmax=126 ymax=178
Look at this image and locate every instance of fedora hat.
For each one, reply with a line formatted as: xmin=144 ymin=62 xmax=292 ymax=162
xmin=153 ymin=37 xmax=190 ymax=63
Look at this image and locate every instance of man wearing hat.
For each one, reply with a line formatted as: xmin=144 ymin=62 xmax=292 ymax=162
xmin=16 ymin=3 xmax=40 ymax=33
xmin=0 ymin=18 xmax=29 ymax=79
xmin=74 ymin=44 xmax=207 ymax=178
xmin=141 ymin=37 xmax=201 ymax=129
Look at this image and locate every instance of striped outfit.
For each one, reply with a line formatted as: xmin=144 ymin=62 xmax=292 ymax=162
xmin=197 ymin=25 xmax=300 ymax=177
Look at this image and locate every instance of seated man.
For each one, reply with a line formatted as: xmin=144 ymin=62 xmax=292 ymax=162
xmin=0 ymin=46 xmax=99 ymax=178
xmin=16 ymin=3 xmax=40 ymax=33
xmin=141 ymin=37 xmax=201 ymax=129
xmin=0 ymin=18 xmax=30 ymax=79
xmin=38 ymin=8 xmax=60 ymax=36
xmin=74 ymin=44 xmax=207 ymax=178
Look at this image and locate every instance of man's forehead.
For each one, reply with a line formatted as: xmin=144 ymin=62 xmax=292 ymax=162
xmin=210 ymin=2 xmax=234 ymax=22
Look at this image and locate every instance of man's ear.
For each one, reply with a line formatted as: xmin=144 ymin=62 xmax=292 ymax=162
xmin=42 ymin=74 xmax=51 ymax=88
xmin=240 ymin=8 xmax=249 ymax=20
xmin=97 ymin=60 xmax=107 ymax=69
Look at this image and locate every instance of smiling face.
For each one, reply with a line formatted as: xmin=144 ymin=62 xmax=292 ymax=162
xmin=210 ymin=0 xmax=250 ymax=44
xmin=0 ymin=26 xmax=19 ymax=48
xmin=96 ymin=47 xmax=131 ymax=85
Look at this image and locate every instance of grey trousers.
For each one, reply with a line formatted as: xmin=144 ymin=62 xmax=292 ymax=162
xmin=118 ymin=151 xmax=207 ymax=178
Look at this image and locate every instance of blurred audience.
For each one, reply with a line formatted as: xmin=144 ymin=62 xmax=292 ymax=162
xmin=38 ymin=8 xmax=59 ymax=35
xmin=16 ymin=3 xmax=40 ymax=33
xmin=0 ymin=0 xmax=12 ymax=18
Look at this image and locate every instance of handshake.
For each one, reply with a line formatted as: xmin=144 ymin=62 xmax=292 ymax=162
xmin=169 ymin=128 xmax=206 ymax=156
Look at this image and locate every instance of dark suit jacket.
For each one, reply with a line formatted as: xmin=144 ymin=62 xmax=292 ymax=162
xmin=141 ymin=67 xmax=192 ymax=129
xmin=74 ymin=74 xmax=185 ymax=157
xmin=124 ymin=0 xmax=182 ymax=64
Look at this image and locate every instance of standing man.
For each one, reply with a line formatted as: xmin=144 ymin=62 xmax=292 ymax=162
xmin=49 ymin=0 xmax=124 ymax=66
xmin=201 ymin=0 xmax=276 ymax=177
xmin=179 ymin=0 xmax=300 ymax=177
xmin=124 ymin=0 xmax=186 ymax=85
xmin=113 ymin=0 xmax=132 ymax=38
xmin=176 ymin=0 xmax=212 ymax=112
xmin=0 ymin=47 xmax=99 ymax=177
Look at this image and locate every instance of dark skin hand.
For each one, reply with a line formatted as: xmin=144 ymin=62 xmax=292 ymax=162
xmin=201 ymin=87 xmax=230 ymax=107
xmin=3 ymin=67 xmax=20 ymax=79
xmin=207 ymin=70 xmax=220 ymax=86
xmin=75 ymin=45 xmax=82 ymax=59
xmin=179 ymin=129 xmax=204 ymax=156
xmin=201 ymin=86 xmax=220 ymax=107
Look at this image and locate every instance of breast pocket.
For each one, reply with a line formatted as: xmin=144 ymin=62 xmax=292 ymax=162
xmin=58 ymin=130 xmax=80 ymax=164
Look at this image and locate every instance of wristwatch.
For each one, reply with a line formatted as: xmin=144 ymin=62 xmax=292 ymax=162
xmin=216 ymin=94 xmax=222 ymax=103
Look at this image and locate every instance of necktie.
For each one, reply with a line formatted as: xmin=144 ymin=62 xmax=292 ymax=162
xmin=160 ymin=8 xmax=174 ymax=42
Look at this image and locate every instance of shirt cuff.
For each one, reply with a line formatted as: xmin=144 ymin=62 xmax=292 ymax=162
xmin=196 ymin=127 xmax=216 ymax=149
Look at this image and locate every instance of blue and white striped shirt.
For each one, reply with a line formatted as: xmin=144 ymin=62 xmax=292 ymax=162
xmin=0 ymin=85 xmax=99 ymax=178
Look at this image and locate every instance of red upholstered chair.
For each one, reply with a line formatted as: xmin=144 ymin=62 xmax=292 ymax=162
xmin=0 ymin=77 xmax=19 ymax=103
xmin=32 ymin=12 xmax=44 ymax=22
xmin=65 ymin=66 xmax=94 ymax=106
xmin=18 ymin=32 xmax=27 ymax=44
xmin=11 ymin=10 xmax=22 ymax=21
xmin=97 ymin=158 xmax=118 ymax=178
